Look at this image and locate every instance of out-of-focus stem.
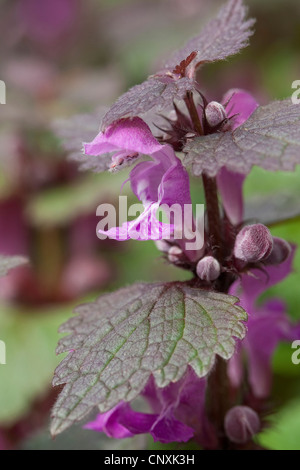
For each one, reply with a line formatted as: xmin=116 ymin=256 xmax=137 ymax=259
xmin=206 ymin=356 xmax=231 ymax=449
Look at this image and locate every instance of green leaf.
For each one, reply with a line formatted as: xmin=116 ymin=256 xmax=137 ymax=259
xmin=51 ymin=282 xmax=246 ymax=436
xmin=0 ymin=255 xmax=28 ymax=277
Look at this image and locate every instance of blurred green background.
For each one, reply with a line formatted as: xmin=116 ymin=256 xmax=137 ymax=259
xmin=0 ymin=0 xmax=299 ymax=450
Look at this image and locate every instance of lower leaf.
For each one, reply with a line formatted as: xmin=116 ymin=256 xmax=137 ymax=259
xmin=51 ymin=282 xmax=247 ymax=436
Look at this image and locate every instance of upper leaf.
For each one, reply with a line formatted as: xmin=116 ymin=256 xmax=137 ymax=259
xmin=101 ymin=0 xmax=254 ymax=130
xmin=52 ymin=110 xmax=112 ymax=173
xmin=164 ymin=0 xmax=255 ymax=72
xmin=184 ymin=99 xmax=300 ymax=177
xmin=51 ymin=282 xmax=246 ymax=436
xmin=101 ymin=77 xmax=194 ymax=131
xmin=0 ymin=255 xmax=28 ymax=277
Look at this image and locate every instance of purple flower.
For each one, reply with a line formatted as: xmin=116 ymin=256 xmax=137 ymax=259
xmin=84 ymin=117 xmax=164 ymax=170
xmin=85 ymin=369 xmax=217 ymax=447
xmin=223 ymin=89 xmax=259 ymax=130
xmin=84 ymin=117 xmax=192 ymax=242
xmin=84 ymin=402 xmax=134 ymax=440
xmin=228 ymin=248 xmax=300 ymax=398
xmin=216 ymin=89 xmax=259 ymax=225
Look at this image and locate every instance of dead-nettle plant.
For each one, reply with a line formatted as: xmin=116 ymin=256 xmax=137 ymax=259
xmin=51 ymin=0 xmax=300 ymax=449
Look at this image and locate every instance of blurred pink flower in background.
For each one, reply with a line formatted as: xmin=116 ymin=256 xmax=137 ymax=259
xmin=15 ymin=0 xmax=80 ymax=46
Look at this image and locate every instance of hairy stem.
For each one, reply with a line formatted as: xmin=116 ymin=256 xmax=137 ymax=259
xmin=184 ymin=90 xmax=204 ymax=136
xmin=185 ymin=91 xmax=230 ymax=448
xmin=184 ymin=91 xmax=223 ymax=261
xmin=202 ymin=174 xmax=223 ymax=261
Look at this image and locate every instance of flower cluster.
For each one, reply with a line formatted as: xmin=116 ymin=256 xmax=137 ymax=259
xmin=52 ymin=0 xmax=300 ymax=449
xmin=82 ymin=89 xmax=299 ymax=447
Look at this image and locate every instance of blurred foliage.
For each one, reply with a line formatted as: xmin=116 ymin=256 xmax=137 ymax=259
xmin=258 ymin=400 xmax=300 ymax=450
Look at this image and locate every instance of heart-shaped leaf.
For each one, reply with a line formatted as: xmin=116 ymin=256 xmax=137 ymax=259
xmin=51 ymin=282 xmax=246 ymax=436
xmin=101 ymin=0 xmax=254 ymax=130
xmin=164 ymin=0 xmax=254 ymax=73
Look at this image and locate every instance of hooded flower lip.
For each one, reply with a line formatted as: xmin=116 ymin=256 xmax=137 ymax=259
xmin=84 ymin=117 xmax=164 ymax=171
xmin=228 ymin=247 xmax=300 ymax=398
xmin=85 ymin=117 xmax=193 ymax=243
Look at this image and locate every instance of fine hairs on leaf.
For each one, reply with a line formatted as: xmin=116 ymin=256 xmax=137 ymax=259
xmin=184 ymin=99 xmax=300 ymax=177
xmin=52 ymin=110 xmax=112 ymax=173
xmin=101 ymin=0 xmax=254 ymax=130
xmin=164 ymin=0 xmax=255 ymax=71
xmin=51 ymin=282 xmax=246 ymax=436
xmin=0 ymin=255 xmax=28 ymax=277
xmin=101 ymin=77 xmax=195 ymax=131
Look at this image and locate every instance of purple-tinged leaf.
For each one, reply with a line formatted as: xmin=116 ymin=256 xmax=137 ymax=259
xmin=184 ymin=99 xmax=300 ymax=177
xmin=101 ymin=77 xmax=194 ymax=131
xmin=0 ymin=255 xmax=28 ymax=277
xmin=164 ymin=0 xmax=255 ymax=74
xmin=245 ymin=193 xmax=300 ymax=227
xmin=50 ymin=282 xmax=246 ymax=436
xmin=52 ymin=110 xmax=112 ymax=173
xmin=101 ymin=1 xmax=254 ymax=130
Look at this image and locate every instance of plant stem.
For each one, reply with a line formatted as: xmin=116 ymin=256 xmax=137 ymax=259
xmin=184 ymin=90 xmax=204 ymax=136
xmin=202 ymin=174 xmax=223 ymax=261
xmin=206 ymin=356 xmax=231 ymax=449
xmin=184 ymin=91 xmax=223 ymax=261
xmin=185 ymin=91 xmax=229 ymax=448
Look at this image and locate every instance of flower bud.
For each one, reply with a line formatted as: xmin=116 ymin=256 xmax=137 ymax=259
xmin=265 ymin=237 xmax=291 ymax=265
xmin=168 ymin=110 xmax=177 ymax=121
xmin=205 ymin=101 xmax=227 ymax=128
xmin=234 ymin=224 xmax=273 ymax=263
xmin=196 ymin=256 xmax=221 ymax=281
xmin=168 ymin=246 xmax=183 ymax=263
xmin=155 ymin=240 xmax=171 ymax=253
xmin=224 ymin=406 xmax=260 ymax=444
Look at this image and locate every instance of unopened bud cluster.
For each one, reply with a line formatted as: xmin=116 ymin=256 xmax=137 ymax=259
xmin=158 ymin=221 xmax=291 ymax=286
